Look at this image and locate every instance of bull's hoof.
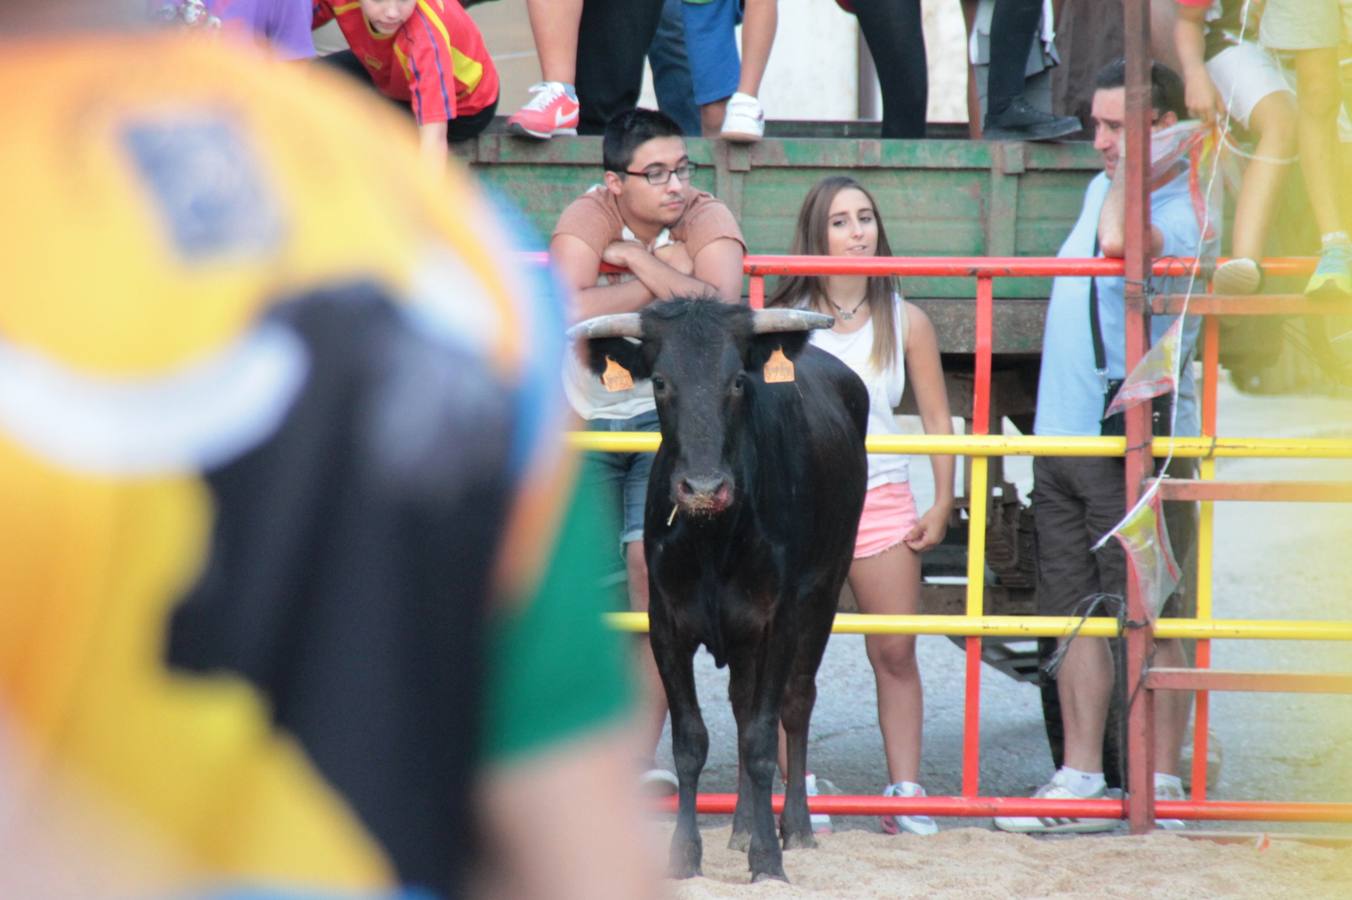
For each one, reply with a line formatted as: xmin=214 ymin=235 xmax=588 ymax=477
xmin=751 ymin=870 xmax=789 ymax=884
xmin=728 ymin=829 xmax=751 ymax=852
xmin=669 ymin=840 xmax=703 ymax=880
xmin=748 ymin=848 xmax=786 ymax=883
xmin=782 ymin=830 xmax=816 ymax=851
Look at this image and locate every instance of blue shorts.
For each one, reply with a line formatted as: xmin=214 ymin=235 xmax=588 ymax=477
xmin=581 ymin=409 xmax=661 ymax=550
xmin=682 ymin=0 xmax=742 ymax=106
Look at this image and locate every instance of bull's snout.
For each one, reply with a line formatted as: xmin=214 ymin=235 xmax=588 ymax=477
xmin=675 ymin=473 xmax=734 ymax=515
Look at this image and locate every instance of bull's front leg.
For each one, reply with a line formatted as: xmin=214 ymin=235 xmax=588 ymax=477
xmin=780 ymin=594 xmax=835 ymax=851
xmin=778 ymin=669 xmax=818 ymax=850
xmin=739 ymin=703 xmax=787 ymax=882
xmin=726 ymin=651 xmax=755 ymax=852
xmin=649 ymin=613 xmax=707 ymax=879
xmin=732 ymin=639 xmax=799 ymax=881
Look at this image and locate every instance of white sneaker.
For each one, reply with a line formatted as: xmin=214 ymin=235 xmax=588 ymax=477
xmin=1154 ymin=776 xmax=1187 ymax=830
xmin=804 ymin=772 xmax=833 ymax=834
xmin=719 ymin=92 xmax=764 ymax=142
xmin=880 ymin=781 xmax=939 ymax=836
xmin=993 ymin=770 xmax=1117 ymax=834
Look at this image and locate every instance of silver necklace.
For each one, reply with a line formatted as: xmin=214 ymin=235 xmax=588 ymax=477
xmin=828 ymin=295 xmax=868 ymax=322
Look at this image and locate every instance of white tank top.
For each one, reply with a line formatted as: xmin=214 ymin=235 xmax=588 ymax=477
xmin=807 ymin=294 xmax=910 ymax=489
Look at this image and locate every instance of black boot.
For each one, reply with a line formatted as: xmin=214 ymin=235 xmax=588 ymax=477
xmin=983 ymin=97 xmax=1081 ymax=142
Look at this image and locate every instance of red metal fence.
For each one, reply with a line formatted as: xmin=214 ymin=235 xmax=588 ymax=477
xmin=559 ymin=248 xmax=1352 ymax=831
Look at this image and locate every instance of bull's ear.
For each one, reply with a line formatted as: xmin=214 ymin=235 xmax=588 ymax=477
xmin=746 ymin=331 xmax=810 ymax=379
xmin=584 ymin=337 xmax=653 ymax=386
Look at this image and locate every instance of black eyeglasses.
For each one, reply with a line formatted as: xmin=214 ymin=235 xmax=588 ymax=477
xmin=622 ymin=162 xmax=698 ymax=185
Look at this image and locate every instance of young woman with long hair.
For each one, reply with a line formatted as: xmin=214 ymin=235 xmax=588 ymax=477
xmin=769 ymin=176 xmax=954 ymax=835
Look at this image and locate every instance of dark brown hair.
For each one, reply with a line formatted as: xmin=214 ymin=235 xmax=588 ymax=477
xmin=767 ymin=176 xmax=902 ymax=373
xmin=1094 ymin=58 xmax=1186 ymax=120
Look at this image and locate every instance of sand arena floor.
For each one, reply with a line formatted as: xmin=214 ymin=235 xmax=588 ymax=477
xmin=664 ymin=825 xmax=1352 ymax=899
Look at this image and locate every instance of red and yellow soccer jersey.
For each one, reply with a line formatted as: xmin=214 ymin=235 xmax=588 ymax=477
xmin=0 ymin=30 xmax=574 ymax=898
xmin=313 ymin=0 xmax=498 ymax=124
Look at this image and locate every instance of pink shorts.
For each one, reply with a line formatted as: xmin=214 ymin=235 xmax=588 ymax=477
xmin=853 ymin=481 xmax=919 ymax=559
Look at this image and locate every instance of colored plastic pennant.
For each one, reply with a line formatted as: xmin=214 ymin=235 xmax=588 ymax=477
xmin=1104 ymin=488 xmax=1181 ymax=622
xmin=1105 ymin=318 xmax=1183 ymax=420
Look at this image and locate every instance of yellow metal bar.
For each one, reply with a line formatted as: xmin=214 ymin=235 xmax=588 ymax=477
xmin=570 ymin=432 xmax=662 ymax=453
xmin=1152 ymin=619 xmax=1352 ymax=641
xmin=603 ymin=611 xmax=1352 ymax=641
xmin=1198 ymin=458 xmax=1215 ymax=620
xmin=965 ymin=459 xmax=989 ymax=617
xmin=568 ymin=432 xmax=1352 ymax=460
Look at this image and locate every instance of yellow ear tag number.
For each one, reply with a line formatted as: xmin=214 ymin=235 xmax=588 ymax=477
xmin=763 ymin=346 xmax=795 ymax=383
xmin=602 ymin=356 xmax=635 ymax=392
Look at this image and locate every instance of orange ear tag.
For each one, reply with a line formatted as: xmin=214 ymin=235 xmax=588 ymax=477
xmin=602 ymin=356 xmax=635 ymax=392
xmin=763 ymin=346 xmax=795 ymax=383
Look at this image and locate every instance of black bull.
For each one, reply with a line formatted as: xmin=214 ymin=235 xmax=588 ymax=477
xmin=572 ymin=299 xmax=868 ymax=882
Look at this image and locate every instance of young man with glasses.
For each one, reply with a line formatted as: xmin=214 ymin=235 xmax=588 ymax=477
xmin=551 ymin=108 xmax=745 ymax=791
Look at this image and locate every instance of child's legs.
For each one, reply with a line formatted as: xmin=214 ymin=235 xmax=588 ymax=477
xmin=736 ymin=0 xmax=778 ymax=99
xmin=1231 ymin=91 xmax=1298 ymax=260
xmin=852 ymin=545 xmax=925 ymax=786
xmin=682 ymin=0 xmax=741 ymax=135
xmin=1205 ymin=44 xmax=1299 ymax=260
xmin=1293 ymin=47 xmax=1346 ymax=237
xmin=1261 ymin=1 xmax=1346 ymax=236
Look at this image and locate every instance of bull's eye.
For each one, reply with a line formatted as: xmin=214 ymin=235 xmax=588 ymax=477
xmin=731 ymin=373 xmax=747 ymax=395
xmin=651 ymin=374 xmax=667 ymax=392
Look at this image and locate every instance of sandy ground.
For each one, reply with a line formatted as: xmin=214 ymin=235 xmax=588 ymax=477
xmin=664 ymin=825 xmax=1352 ymax=899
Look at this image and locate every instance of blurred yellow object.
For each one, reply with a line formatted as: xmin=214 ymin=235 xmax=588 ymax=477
xmin=0 ymin=29 xmax=550 ymax=895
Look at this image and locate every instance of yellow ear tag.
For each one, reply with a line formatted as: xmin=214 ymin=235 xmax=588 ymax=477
xmin=763 ymin=346 xmax=795 ymax=383
xmin=601 ymin=356 xmax=635 ymax=392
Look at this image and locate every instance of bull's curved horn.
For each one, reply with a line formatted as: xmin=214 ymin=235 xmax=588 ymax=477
xmin=750 ymin=308 xmax=835 ymax=334
xmin=566 ymin=313 xmax=644 ymax=341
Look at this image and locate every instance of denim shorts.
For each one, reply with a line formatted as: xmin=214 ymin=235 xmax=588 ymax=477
xmin=682 ymin=0 xmax=742 ymax=106
xmin=581 ymin=409 xmax=661 ymax=550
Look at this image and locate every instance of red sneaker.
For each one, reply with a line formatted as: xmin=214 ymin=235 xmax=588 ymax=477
xmin=507 ymin=82 xmax=579 ymax=140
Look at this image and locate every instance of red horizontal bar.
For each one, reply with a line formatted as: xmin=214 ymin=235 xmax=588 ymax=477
xmin=745 ymin=255 xmax=1179 ymax=278
xmin=658 ymin=794 xmax=1352 ymax=823
xmin=1150 ymin=479 xmax=1352 ymax=503
xmin=1153 ymin=294 xmax=1352 ymax=315
xmin=520 ymin=252 xmax=1317 ymax=280
xmin=1178 ymin=831 xmax=1352 ymax=848
xmin=1147 ymin=668 xmax=1352 ymax=694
